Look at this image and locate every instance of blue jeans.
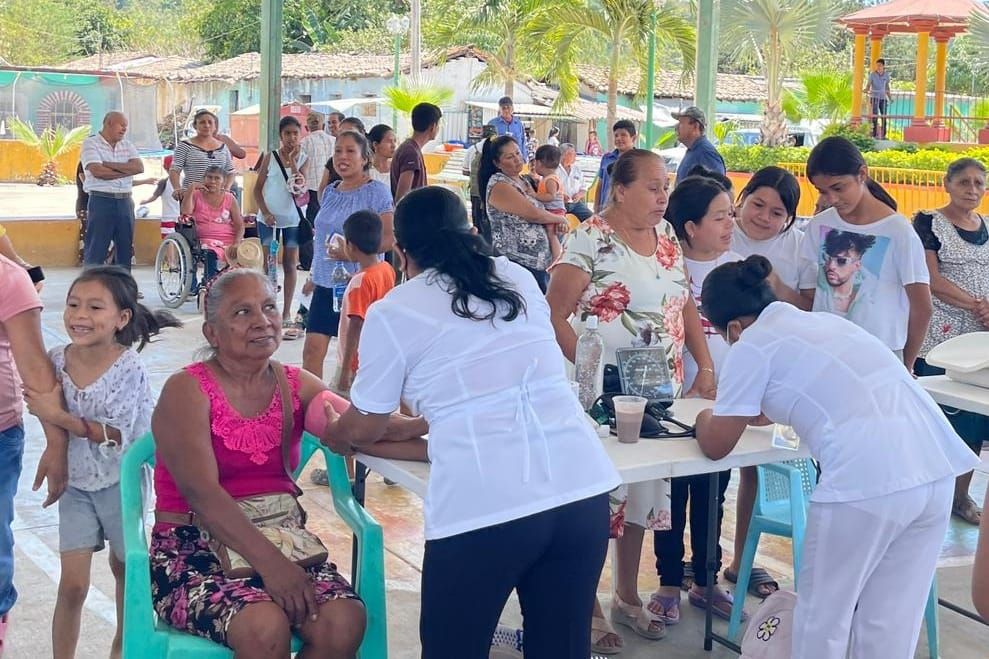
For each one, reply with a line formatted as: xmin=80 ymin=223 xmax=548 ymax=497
xmin=84 ymin=194 xmax=135 ymax=270
xmin=0 ymin=425 xmax=24 ymax=616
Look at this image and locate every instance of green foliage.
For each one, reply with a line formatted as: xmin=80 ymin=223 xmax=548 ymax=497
xmin=653 ymin=128 xmax=678 ymax=149
xmin=383 ymin=80 xmax=455 ymax=116
xmin=820 ymin=122 xmax=875 ymax=152
xmin=711 ymin=119 xmax=739 ymax=144
xmin=73 ymin=2 xmax=131 ymax=56
xmin=9 ymin=117 xmax=90 ymax=185
xmin=782 ymin=70 xmax=852 ymax=127
xmin=717 ymin=144 xmax=811 ymax=172
xmin=0 ymin=0 xmax=76 ymax=64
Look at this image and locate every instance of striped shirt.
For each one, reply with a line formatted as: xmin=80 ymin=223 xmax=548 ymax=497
xmin=170 ymin=140 xmax=236 ymax=187
xmin=80 ymin=133 xmax=141 ymax=193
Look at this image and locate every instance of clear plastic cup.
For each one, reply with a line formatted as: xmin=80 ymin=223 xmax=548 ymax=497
xmin=772 ymin=424 xmax=801 ymax=450
xmin=613 ymin=395 xmax=647 ymax=444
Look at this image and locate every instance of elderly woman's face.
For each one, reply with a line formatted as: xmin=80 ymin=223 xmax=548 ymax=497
xmin=204 ymin=275 xmax=281 ymax=359
xmin=195 ymin=113 xmax=216 ymax=137
xmin=495 ymin=141 xmax=525 ymax=177
xmin=614 ymin=157 xmax=670 ymax=226
xmin=945 ymin=165 xmax=987 ymax=212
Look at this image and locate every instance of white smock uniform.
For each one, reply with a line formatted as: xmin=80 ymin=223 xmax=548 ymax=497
xmin=350 ymin=256 xmax=620 ymax=540
xmin=713 ymin=302 xmax=979 ymax=659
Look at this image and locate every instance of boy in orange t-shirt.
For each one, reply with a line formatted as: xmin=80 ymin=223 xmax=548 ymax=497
xmin=335 ymin=210 xmax=395 ymax=394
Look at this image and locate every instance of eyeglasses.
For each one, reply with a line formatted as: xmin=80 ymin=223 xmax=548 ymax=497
xmin=825 ymin=254 xmax=859 ymax=267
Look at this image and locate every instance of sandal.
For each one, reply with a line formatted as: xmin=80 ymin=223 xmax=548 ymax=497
xmin=282 ymin=322 xmax=302 ymax=341
xmin=647 ymin=590 xmax=681 ymax=625
xmin=724 ymin=566 xmax=780 ymax=600
xmin=953 ymin=496 xmax=982 ymax=525
xmin=610 ymin=591 xmax=666 ymax=640
xmin=688 ymin=586 xmax=746 ymax=622
xmin=590 ymin=615 xmax=623 ymax=655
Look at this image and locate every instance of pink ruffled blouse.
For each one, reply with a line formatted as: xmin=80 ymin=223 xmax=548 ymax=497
xmin=154 ymin=362 xmax=304 ymax=527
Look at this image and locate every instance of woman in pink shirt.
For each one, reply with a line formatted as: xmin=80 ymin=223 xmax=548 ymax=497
xmin=150 ymin=268 xmax=425 ymax=655
xmin=180 ymin=165 xmax=244 ymax=282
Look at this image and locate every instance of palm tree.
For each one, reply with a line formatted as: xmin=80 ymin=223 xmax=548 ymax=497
xmin=783 ymin=70 xmax=853 ymax=129
xmin=9 ymin=118 xmax=89 ymax=186
xmin=430 ymin=0 xmax=544 ymax=97
xmin=526 ymin=0 xmax=695 ymax=148
xmin=383 ymin=79 xmax=455 ymax=117
xmin=721 ymin=0 xmax=837 ymax=146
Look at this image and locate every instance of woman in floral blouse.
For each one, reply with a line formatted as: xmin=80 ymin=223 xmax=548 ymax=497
xmin=547 ymin=149 xmax=716 ymax=655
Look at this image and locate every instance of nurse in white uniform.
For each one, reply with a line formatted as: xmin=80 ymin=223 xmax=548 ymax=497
xmin=692 ymin=255 xmax=980 ymax=659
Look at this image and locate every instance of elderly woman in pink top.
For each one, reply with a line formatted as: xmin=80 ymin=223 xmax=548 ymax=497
xmin=150 ymin=268 xmax=424 ymax=658
xmin=180 ymin=165 xmax=244 ymax=282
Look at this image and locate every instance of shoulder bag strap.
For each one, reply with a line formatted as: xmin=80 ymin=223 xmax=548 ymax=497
xmin=271 ymin=151 xmax=307 ymax=225
xmin=272 ymin=360 xmax=303 ymax=496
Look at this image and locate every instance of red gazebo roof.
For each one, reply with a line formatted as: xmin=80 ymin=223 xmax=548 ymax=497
xmin=839 ymin=0 xmax=985 ymax=30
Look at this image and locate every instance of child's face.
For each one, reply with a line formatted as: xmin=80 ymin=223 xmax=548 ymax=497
xmin=686 ymin=192 xmax=734 ymax=253
xmin=533 ymin=160 xmax=552 ymax=177
xmin=64 ymin=280 xmax=130 ymax=348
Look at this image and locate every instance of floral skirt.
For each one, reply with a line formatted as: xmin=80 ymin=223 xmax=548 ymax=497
xmin=150 ymin=526 xmax=359 ymax=646
xmin=609 ymin=479 xmax=672 ymax=538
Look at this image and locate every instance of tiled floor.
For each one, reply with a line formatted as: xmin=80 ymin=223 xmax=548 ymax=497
xmin=8 ymin=267 xmax=989 ymax=657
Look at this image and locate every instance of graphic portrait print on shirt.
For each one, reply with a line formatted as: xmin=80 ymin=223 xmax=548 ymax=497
xmin=815 ymin=225 xmax=890 ymax=321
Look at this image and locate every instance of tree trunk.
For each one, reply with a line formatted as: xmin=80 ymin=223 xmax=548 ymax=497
xmin=760 ymin=31 xmax=789 ymax=147
xmin=606 ymin=43 xmax=621 ymax=150
xmin=505 ymin=37 xmax=515 ymax=98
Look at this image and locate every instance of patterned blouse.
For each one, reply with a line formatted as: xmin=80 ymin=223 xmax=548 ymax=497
xmin=554 ymin=214 xmax=689 ymax=395
xmin=52 ymin=345 xmax=153 ymax=492
xmin=486 ymin=172 xmax=553 ymax=271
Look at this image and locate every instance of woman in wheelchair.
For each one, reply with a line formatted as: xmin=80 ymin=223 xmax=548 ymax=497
xmin=150 ymin=268 xmax=426 ymax=657
xmin=180 ymin=165 xmax=244 ymax=284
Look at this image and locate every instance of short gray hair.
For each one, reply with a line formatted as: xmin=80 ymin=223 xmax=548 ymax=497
xmin=560 ymin=143 xmax=576 ymax=152
xmin=199 ymin=268 xmax=275 ymax=359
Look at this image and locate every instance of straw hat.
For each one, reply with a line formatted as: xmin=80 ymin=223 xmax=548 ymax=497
xmin=226 ymin=238 xmax=264 ymax=271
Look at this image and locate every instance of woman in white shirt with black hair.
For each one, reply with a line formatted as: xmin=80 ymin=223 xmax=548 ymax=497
xmin=323 ymin=186 xmax=621 ymax=658
xmin=693 ymin=255 xmax=979 ymax=659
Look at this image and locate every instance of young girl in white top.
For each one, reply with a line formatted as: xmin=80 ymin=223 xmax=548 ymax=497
xmin=651 ymin=175 xmax=743 ymax=624
xmin=799 ymin=136 xmax=933 ymax=370
xmin=22 ymin=267 xmax=179 ymax=659
xmin=696 ymin=255 xmax=979 ymax=659
xmin=725 ymin=165 xmax=805 ymax=600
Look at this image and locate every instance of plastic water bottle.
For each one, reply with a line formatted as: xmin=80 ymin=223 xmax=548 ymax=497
xmin=331 ymin=262 xmax=350 ymax=313
xmin=267 ymin=235 xmax=279 ymax=290
xmin=574 ymin=315 xmax=605 ymax=411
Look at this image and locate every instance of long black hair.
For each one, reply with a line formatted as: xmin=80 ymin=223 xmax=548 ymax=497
xmin=665 ymin=176 xmax=731 ymax=245
xmin=806 ymin=136 xmax=897 ymax=211
xmin=395 ymin=186 xmax=526 ymax=322
xmin=477 ymin=135 xmax=519 ymax=211
xmin=738 ymin=165 xmax=802 ymax=232
xmin=700 ymin=255 xmax=778 ymax=332
xmin=69 ymin=266 xmax=181 ymax=351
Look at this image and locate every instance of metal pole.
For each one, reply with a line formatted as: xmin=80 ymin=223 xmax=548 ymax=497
xmin=694 ymin=0 xmax=719 ymax=126
xmin=260 ymin=0 xmax=283 ymax=154
xmin=393 ymin=35 xmax=401 ymax=128
xmin=410 ymin=0 xmax=422 ymax=78
xmin=645 ymin=3 xmax=657 ymax=147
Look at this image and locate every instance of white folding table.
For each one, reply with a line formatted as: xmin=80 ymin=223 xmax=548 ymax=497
xmin=353 ymin=398 xmax=810 ymax=654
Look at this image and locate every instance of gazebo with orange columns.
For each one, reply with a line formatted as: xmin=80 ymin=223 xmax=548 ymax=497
xmin=838 ymin=0 xmax=984 ymax=144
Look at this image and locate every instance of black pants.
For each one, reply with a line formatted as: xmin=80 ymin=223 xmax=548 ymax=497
xmin=653 ymin=471 xmax=731 ymax=588
xmin=471 ymin=195 xmax=492 ymax=244
xmin=84 ymin=193 xmax=134 ymax=270
xmin=870 ymin=97 xmax=888 ymax=139
xmin=298 ymin=189 xmax=321 ymax=271
xmin=420 ymin=493 xmax=609 ymax=659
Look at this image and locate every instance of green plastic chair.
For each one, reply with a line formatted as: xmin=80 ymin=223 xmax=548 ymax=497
xmin=120 ymin=431 xmax=388 ymax=658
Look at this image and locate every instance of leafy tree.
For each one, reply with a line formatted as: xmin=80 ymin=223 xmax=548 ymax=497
xmin=9 ymin=118 xmax=89 ymax=185
xmin=0 ymin=0 xmax=76 ymax=65
xmin=721 ymin=0 xmax=837 ymax=146
xmin=782 ymin=70 xmax=852 ymax=128
xmin=526 ymin=0 xmax=695 ymax=149
xmin=72 ymin=1 xmax=131 ymax=57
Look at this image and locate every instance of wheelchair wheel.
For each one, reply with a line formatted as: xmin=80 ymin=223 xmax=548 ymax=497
xmin=155 ymin=233 xmax=194 ymax=309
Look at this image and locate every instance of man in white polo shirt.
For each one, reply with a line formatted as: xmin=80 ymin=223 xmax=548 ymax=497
xmin=80 ymin=112 xmax=143 ymax=270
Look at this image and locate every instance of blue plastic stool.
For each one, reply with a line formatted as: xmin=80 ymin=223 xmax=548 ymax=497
xmin=727 ymin=459 xmax=940 ymax=657
xmin=120 ymin=432 xmax=388 ymax=658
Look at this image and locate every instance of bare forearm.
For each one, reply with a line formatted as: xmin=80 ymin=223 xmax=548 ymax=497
xmin=683 ymin=298 xmax=714 ymax=371
xmin=105 ymin=160 xmax=144 ymax=175
xmin=931 ymin=276 xmax=980 ymax=311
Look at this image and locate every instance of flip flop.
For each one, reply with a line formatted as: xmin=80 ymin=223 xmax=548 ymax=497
xmin=282 ymin=323 xmax=302 ymax=341
xmin=591 ymin=615 xmax=623 ymax=655
xmin=688 ymin=587 xmax=746 ymax=622
xmin=953 ymin=497 xmax=982 ymax=525
xmin=647 ymin=590 xmax=681 ymax=625
xmin=724 ymin=566 xmax=780 ymax=600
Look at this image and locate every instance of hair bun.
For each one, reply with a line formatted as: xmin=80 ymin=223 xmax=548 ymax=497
xmin=739 ymin=255 xmax=772 ymax=286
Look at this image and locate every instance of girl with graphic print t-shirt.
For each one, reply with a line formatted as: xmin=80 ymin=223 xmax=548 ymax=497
xmin=798 ymin=137 xmax=931 ymax=370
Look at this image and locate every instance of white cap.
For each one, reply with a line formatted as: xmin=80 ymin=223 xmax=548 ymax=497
xmin=586 ymin=315 xmax=599 ymax=330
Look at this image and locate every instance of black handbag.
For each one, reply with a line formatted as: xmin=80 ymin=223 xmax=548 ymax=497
xmin=271 ymin=151 xmax=315 ymax=247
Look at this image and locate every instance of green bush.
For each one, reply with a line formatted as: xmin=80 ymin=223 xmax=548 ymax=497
xmin=821 ymin=122 xmax=875 ymax=152
xmin=718 ymin=145 xmax=811 ymax=173
xmin=719 ymin=143 xmax=989 ymax=174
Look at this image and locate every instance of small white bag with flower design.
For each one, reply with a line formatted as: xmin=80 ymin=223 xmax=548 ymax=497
xmin=740 ymin=589 xmax=796 ymax=659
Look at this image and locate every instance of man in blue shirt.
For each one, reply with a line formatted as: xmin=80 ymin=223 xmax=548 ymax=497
xmin=864 ymin=59 xmax=891 ymax=140
xmin=594 ymin=119 xmax=637 ymax=212
xmin=673 ymin=106 xmax=726 ymax=183
xmin=488 ymin=96 xmax=527 ymax=159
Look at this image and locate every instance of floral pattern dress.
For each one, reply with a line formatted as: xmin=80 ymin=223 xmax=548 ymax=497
xmin=553 ymin=214 xmax=689 ymax=533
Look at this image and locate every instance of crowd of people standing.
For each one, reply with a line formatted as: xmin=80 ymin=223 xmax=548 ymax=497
xmin=4 ymin=99 xmax=989 ymax=659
